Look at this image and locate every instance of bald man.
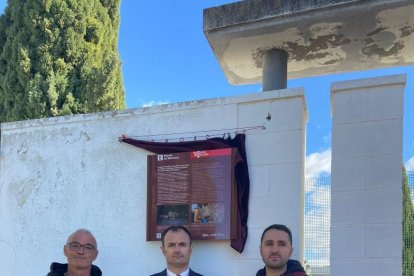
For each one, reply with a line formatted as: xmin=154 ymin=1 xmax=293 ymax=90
xmin=47 ymin=229 xmax=102 ymax=276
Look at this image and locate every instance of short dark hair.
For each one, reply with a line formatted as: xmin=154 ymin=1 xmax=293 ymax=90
xmin=161 ymin=225 xmax=192 ymax=246
xmin=260 ymin=224 xmax=292 ymax=245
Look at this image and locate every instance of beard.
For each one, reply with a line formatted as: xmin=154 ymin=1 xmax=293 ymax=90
xmin=262 ymin=254 xmax=288 ymax=270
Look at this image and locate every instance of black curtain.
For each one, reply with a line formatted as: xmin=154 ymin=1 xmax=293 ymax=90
xmin=121 ymin=133 xmax=249 ymax=253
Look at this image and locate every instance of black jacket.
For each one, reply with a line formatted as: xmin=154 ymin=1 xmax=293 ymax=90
xmin=46 ymin=262 xmax=102 ymax=276
xmin=150 ymin=268 xmax=204 ymax=276
xmin=256 ymin=259 xmax=307 ymax=276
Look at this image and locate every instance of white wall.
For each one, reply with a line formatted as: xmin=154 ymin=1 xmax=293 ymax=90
xmin=0 ymin=88 xmax=307 ymax=276
xmin=330 ymin=74 xmax=405 ymax=275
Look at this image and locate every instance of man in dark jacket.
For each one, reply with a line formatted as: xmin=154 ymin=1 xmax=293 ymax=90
xmin=150 ymin=225 xmax=204 ymax=276
xmin=47 ymin=229 xmax=102 ymax=276
xmin=256 ymin=224 xmax=307 ymax=276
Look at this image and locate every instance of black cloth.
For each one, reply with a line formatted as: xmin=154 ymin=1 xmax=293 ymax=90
xmin=46 ymin=262 xmax=102 ymax=276
xmin=121 ymin=133 xmax=250 ymax=253
xmin=256 ymin=259 xmax=307 ymax=276
xmin=150 ymin=268 xmax=204 ymax=276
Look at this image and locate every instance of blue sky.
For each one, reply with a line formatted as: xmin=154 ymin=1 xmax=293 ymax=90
xmin=1 ymin=1 xmax=413 ymax=174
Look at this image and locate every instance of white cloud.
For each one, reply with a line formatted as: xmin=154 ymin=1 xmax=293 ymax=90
xmin=405 ymin=156 xmax=414 ymax=171
xmin=306 ymin=149 xmax=331 ymax=178
xmin=304 ymin=185 xmax=331 ymax=267
xmin=141 ymin=100 xmax=169 ymax=107
xmin=304 ymin=150 xmax=331 ymax=267
xmin=304 ymin=150 xmax=332 ymax=268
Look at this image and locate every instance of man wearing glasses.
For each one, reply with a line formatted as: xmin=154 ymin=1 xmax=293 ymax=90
xmin=47 ymin=229 xmax=102 ymax=276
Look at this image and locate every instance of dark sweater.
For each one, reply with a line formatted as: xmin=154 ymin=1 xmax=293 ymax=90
xmin=46 ymin=262 xmax=102 ymax=276
xmin=256 ymin=259 xmax=308 ymax=276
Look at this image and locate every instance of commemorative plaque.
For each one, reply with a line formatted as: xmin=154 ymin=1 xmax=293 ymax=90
xmin=147 ymin=148 xmax=236 ymax=241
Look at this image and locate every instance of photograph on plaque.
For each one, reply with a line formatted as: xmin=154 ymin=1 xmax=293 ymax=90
xmin=147 ymin=148 xmax=236 ymax=241
xmin=157 ymin=204 xmax=189 ymax=225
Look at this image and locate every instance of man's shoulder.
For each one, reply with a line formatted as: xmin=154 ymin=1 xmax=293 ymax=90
xmin=91 ymin=264 xmax=103 ymax=276
xmin=189 ymin=268 xmax=205 ymax=276
xmin=47 ymin=262 xmax=102 ymax=276
xmin=149 ymin=268 xmax=204 ymax=276
xmin=255 ymin=267 xmax=266 ymax=276
xmin=47 ymin=262 xmax=67 ymax=276
xmin=284 ymin=259 xmax=308 ymax=276
xmin=255 ymin=261 xmax=308 ymax=276
xmin=284 ymin=272 xmax=308 ymax=276
xmin=149 ymin=269 xmax=166 ymax=276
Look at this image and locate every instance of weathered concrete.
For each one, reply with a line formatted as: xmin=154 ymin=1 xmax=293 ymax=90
xmin=0 ymin=89 xmax=307 ymax=276
xmin=330 ymin=74 xmax=405 ymax=275
xmin=204 ymin=0 xmax=414 ymax=84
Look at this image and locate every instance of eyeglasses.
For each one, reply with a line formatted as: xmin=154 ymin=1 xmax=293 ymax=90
xmin=67 ymin=242 xmax=96 ymax=253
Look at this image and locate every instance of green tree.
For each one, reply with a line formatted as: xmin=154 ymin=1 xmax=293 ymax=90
xmin=403 ymin=167 xmax=414 ymax=276
xmin=0 ymin=0 xmax=125 ymax=122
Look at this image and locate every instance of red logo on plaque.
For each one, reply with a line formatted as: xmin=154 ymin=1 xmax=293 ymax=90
xmin=190 ymin=148 xmax=231 ymax=159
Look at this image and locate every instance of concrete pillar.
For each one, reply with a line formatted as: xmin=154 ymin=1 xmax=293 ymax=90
xmin=330 ymin=74 xmax=405 ymax=275
xmin=242 ymin=87 xmax=307 ymax=275
xmin=262 ymin=49 xmax=288 ymax=91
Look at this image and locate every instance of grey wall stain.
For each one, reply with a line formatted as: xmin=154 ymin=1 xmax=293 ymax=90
xmin=80 ymin=131 xmax=91 ymax=141
xmin=10 ymin=179 xmax=36 ymax=207
xmin=17 ymin=143 xmax=28 ymax=160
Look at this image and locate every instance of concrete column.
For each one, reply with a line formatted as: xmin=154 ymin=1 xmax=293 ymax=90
xmin=330 ymin=74 xmax=405 ymax=275
xmin=262 ymin=49 xmax=288 ymax=91
xmin=240 ymin=87 xmax=307 ymax=275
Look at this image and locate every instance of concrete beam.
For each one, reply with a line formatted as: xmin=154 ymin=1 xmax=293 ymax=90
xmin=203 ymin=0 xmax=414 ymax=85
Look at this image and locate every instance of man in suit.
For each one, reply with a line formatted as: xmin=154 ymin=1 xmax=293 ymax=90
xmin=150 ymin=225 xmax=204 ymax=276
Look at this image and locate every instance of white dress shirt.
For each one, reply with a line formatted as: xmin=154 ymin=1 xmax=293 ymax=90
xmin=166 ymin=267 xmax=190 ymax=276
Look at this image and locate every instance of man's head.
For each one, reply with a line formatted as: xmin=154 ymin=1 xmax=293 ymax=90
xmin=64 ymin=229 xmax=98 ymax=271
xmin=160 ymin=225 xmax=192 ymax=271
xmin=260 ymin=224 xmax=293 ymax=272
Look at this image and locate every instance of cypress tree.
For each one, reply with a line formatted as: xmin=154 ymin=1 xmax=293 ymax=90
xmin=403 ymin=167 xmax=414 ymax=276
xmin=0 ymin=0 xmax=125 ymax=122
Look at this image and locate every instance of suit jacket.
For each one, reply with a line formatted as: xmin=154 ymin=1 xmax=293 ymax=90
xmin=150 ymin=268 xmax=204 ymax=276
